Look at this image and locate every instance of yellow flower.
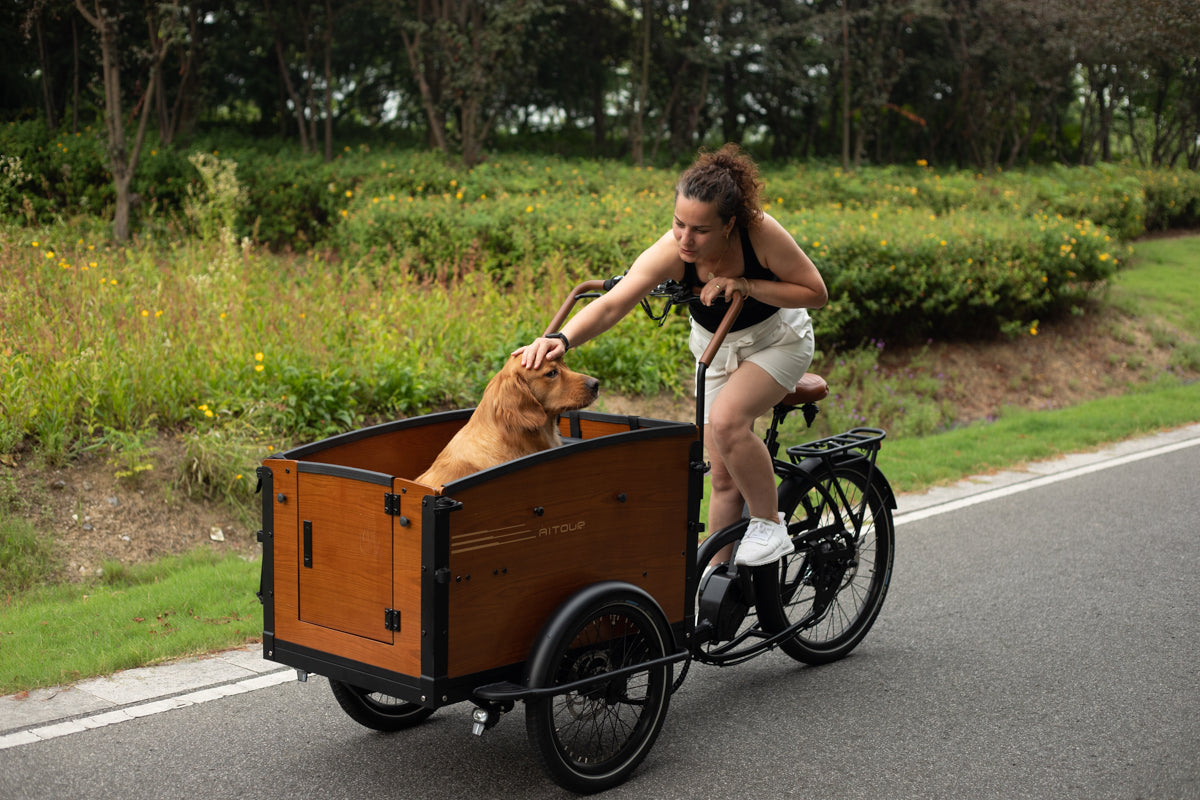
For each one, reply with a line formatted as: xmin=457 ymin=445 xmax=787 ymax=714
xmin=255 ymin=352 xmax=264 ymax=361
xmin=1029 ymin=324 xmax=1039 ymax=336
xmin=525 ymin=205 xmax=534 ymax=213
xmin=345 ymin=189 xmax=353 ymax=198
xmin=141 ymin=309 xmax=150 ymax=317
xmin=31 ymin=241 xmax=39 ymax=247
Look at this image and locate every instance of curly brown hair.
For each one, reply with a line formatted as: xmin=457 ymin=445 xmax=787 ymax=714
xmin=675 ymin=143 xmax=764 ymax=229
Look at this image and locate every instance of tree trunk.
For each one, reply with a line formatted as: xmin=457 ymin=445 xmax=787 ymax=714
xmin=400 ymin=26 xmax=448 ymax=154
xmin=34 ymin=17 xmax=58 ymax=132
xmin=630 ymin=0 xmax=651 ymax=165
xmin=76 ymin=0 xmax=167 ymax=242
xmin=323 ymin=0 xmax=334 ymax=163
xmin=71 ymin=17 xmax=80 ymax=134
xmin=273 ymin=34 xmax=311 ymax=153
xmin=841 ymin=3 xmax=851 ymax=171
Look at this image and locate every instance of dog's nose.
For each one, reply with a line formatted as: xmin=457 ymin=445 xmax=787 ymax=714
xmin=587 ymin=377 xmax=600 ymax=396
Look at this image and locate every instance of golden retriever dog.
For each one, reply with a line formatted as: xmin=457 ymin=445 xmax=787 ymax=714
xmin=416 ymin=354 xmax=600 ymax=486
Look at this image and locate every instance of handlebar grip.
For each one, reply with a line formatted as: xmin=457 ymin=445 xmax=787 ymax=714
xmin=543 ymin=279 xmax=608 ymax=336
xmin=697 ymin=292 xmax=746 ymax=368
xmin=602 ymin=274 xmax=623 ymax=291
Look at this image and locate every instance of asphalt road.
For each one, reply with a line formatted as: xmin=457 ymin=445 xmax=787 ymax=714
xmin=2 ymin=434 xmax=1198 ymax=800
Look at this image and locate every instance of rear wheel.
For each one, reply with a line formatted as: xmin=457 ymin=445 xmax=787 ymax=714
xmin=756 ymin=459 xmax=894 ymax=664
xmin=328 ymin=679 xmax=435 ymax=731
xmin=525 ymin=591 xmax=673 ymax=794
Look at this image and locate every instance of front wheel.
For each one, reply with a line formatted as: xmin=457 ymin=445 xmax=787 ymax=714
xmin=524 ymin=588 xmax=673 ymax=794
xmin=756 ymin=458 xmax=894 ymax=664
xmin=328 ymin=679 xmax=435 ymax=731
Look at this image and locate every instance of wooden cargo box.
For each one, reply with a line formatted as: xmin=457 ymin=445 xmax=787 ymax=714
xmin=258 ymin=409 xmax=701 ymax=707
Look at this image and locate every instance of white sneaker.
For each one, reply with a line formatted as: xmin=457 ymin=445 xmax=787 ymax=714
xmin=735 ymin=515 xmax=794 ymax=567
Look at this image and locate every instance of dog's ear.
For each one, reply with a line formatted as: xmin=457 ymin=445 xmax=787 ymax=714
xmin=485 ymin=365 xmax=549 ymax=431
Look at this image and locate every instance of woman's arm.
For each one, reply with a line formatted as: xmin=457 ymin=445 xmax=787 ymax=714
xmin=517 ymin=231 xmax=683 ymax=368
xmin=740 ymin=212 xmax=828 ymax=310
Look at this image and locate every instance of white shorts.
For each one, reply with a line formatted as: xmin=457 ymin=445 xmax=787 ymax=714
xmin=688 ymin=307 xmax=815 ymax=422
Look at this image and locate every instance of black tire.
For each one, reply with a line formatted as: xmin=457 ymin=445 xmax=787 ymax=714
xmin=756 ymin=458 xmax=894 ymax=664
xmin=328 ymin=679 xmax=435 ymax=731
xmin=524 ymin=590 xmax=673 ymax=794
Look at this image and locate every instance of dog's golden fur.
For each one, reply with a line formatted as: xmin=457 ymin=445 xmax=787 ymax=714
xmin=416 ymin=354 xmax=600 ymax=486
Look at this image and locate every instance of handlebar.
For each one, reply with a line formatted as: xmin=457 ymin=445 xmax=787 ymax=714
xmin=543 ymin=275 xmax=747 ymax=446
xmin=543 ymin=275 xmax=746 ymax=367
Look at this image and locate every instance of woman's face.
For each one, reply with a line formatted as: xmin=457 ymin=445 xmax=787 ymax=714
xmin=672 ymin=195 xmax=731 ymax=263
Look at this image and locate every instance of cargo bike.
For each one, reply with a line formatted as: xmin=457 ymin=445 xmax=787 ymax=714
xmin=256 ymin=278 xmax=896 ymax=793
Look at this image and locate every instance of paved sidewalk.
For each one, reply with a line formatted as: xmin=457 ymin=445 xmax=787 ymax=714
xmin=0 ymin=644 xmax=292 ymax=749
xmin=3 ymin=422 xmax=1198 ymax=751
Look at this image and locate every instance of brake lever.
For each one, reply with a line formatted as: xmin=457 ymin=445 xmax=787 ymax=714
xmin=640 ymin=280 xmax=698 ymax=327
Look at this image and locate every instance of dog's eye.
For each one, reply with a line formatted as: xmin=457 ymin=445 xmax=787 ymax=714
xmin=544 ymin=369 xmax=559 ymax=379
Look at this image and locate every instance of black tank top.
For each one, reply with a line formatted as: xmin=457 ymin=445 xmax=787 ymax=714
xmin=682 ymin=225 xmax=780 ymax=333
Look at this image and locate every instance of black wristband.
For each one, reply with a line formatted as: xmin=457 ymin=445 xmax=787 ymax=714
xmin=545 ymin=332 xmax=570 ymax=351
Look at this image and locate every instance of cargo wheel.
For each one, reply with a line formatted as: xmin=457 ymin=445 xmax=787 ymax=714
xmin=329 ymin=679 xmax=435 ymax=731
xmin=524 ymin=584 xmax=673 ymax=793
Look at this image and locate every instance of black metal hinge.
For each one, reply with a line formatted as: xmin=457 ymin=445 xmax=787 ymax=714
xmin=384 ymin=493 xmax=402 ymax=515
xmin=384 ymin=608 xmax=401 ymax=632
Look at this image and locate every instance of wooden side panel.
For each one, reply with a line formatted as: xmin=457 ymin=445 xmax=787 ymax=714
xmin=268 ymin=460 xmax=301 ymax=631
xmin=443 ymin=433 xmax=694 ymax=678
xmin=297 ymin=474 xmax=394 ymax=644
xmin=391 ymin=477 xmax=425 ymax=668
xmin=300 ymin=417 xmax=467 ymax=479
xmin=573 ymin=416 xmax=639 ymax=439
xmin=269 ymin=465 xmax=423 ymax=679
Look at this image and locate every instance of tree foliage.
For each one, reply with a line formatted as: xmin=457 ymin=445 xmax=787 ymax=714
xmin=5 ymin=0 xmax=1198 ymax=238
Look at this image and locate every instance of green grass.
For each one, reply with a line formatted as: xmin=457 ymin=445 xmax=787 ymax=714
xmin=0 ymin=550 xmax=261 ymax=694
xmin=881 ymin=234 xmax=1200 ymax=490
xmin=881 ymin=378 xmax=1200 ymax=491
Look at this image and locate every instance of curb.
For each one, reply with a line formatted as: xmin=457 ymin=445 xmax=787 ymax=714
xmin=0 ymin=644 xmax=291 ymax=749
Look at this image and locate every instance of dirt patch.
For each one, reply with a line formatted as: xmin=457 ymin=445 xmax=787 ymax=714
xmin=3 ymin=437 xmax=260 ymax=583
xmin=2 ymin=297 xmax=1194 ymax=587
xmin=902 ymin=301 xmax=1191 ymax=424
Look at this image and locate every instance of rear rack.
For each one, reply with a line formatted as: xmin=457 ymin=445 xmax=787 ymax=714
xmin=786 ymin=427 xmax=886 ymax=462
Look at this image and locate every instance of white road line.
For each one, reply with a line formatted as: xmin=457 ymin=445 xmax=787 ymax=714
xmin=894 ymin=435 xmax=1200 ymax=527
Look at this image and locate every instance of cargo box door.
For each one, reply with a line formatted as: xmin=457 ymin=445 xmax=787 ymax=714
xmin=296 ymin=472 xmax=394 ymax=644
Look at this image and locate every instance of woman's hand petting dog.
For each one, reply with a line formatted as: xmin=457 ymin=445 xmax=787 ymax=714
xmin=415 ymin=354 xmax=600 ymax=487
